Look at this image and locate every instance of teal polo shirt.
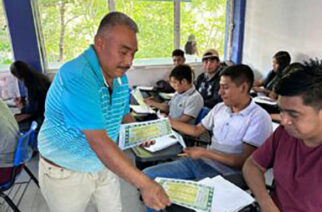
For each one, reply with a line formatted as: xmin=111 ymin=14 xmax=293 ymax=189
xmin=38 ymin=45 xmax=130 ymax=173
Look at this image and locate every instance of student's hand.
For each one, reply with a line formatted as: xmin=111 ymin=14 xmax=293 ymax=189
xmin=140 ymin=140 xmax=156 ymax=147
xmin=144 ymin=97 xmax=155 ymax=106
xmin=140 ymin=179 xmax=171 ymax=210
xmin=14 ymin=97 xmax=24 ymax=109
xmin=184 ymin=147 xmax=207 ymax=159
xmin=252 ymin=86 xmax=263 ymax=93
xmin=16 ymin=102 xmax=24 ymax=110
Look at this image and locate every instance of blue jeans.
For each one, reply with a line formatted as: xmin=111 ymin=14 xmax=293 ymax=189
xmin=143 ymin=158 xmax=220 ymax=212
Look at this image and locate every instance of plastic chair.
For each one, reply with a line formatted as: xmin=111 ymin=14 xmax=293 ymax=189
xmin=194 ymin=106 xmax=210 ymax=125
xmin=0 ymin=121 xmax=39 ymax=212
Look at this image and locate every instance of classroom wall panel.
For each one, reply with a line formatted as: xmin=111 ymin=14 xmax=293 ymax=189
xmin=243 ymin=0 xmax=322 ymax=78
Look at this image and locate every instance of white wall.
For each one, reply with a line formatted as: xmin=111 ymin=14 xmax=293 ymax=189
xmin=126 ymin=63 xmax=203 ymax=87
xmin=47 ymin=63 xmax=204 ymax=88
xmin=243 ymin=0 xmax=322 ymax=78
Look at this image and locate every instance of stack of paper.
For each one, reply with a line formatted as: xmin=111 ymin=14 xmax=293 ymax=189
xmin=158 ymin=92 xmax=175 ymax=100
xmin=199 ymin=176 xmax=254 ymax=212
xmin=253 ymin=96 xmax=277 ymax=105
xmin=136 ymin=86 xmax=154 ymax=91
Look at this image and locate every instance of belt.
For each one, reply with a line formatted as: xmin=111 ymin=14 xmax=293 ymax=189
xmin=41 ymin=156 xmax=63 ymax=168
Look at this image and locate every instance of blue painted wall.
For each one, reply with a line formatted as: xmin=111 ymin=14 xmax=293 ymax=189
xmin=231 ymin=0 xmax=246 ymax=64
xmin=3 ymin=0 xmax=42 ymax=72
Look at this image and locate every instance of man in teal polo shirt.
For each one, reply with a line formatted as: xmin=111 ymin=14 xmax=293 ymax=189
xmin=38 ymin=12 xmax=170 ymax=212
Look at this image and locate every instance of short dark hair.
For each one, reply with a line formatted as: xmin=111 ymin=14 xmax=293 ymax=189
xmin=274 ymin=59 xmax=322 ymax=110
xmin=96 ymin=12 xmax=138 ymax=36
xmin=219 ymin=64 xmax=254 ymax=92
xmin=274 ymin=51 xmax=291 ymax=72
xmin=169 ymin=65 xmax=193 ymax=84
xmin=172 ymin=49 xmax=185 ymax=58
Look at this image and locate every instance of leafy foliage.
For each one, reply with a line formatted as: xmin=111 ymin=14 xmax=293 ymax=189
xmin=0 ymin=0 xmax=226 ymax=66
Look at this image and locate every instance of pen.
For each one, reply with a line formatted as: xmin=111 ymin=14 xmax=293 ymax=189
xmin=177 ymin=153 xmax=188 ymax=157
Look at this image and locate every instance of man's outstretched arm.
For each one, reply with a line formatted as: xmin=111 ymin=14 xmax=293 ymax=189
xmin=83 ymin=129 xmax=171 ymax=210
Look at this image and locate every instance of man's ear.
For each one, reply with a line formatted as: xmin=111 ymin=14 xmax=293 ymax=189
xmin=318 ymin=107 xmax=322 ymax=121
xmin=94 ymin=35 xmax=104 ymax=52
xmin=240 ymin=82 xmax=249 ymax=94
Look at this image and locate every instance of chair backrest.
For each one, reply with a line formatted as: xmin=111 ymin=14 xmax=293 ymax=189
xmin=13 ymin=121 xmax=38 ymax=166
xmin=195 ymin=107 xmax=210 ymax=125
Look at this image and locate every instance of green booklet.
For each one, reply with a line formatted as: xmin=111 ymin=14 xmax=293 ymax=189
xmin=156 ymin=178 xmax=214 ymax=212
xmin=119 ymin=118 xmax=172 ymax=150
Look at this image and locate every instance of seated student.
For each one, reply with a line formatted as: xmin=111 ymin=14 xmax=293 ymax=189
xmin=243 ymin=59 xmax=322 ymax=212
xmin=253 ymin=51 xmax=291 ymax=97
xmin=0 ymin=98 xmax=20 ymax=183
xmin=172 ymin=49 xmax=185 ymax=66
xmin=143 ymin=64 xmax=272 ymax=183
xmin=195 ymin=49 xmax=223 ymax=108
xmin=145 ymin=65 xmax=203 ymax=124
xmin=10 ymin=61 xmax=51 ymax=131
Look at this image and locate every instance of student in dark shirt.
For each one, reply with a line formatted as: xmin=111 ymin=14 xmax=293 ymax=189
xmin=10 ymin=61 xmax=51 ymax=131
xmin=253 ymin=51 xmax=291 ymax=96
xmin=195 ymin=49 xmax=223 ymax=108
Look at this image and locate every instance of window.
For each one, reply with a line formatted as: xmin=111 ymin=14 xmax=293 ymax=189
xmin=38 ymin=0 xmax=109 ymax=67
xmin=0 ymin=2 xmax=13 ymax=70
xmin=38 ymin=0 xmax=227 ymax=67
xmin=181 ymin=0 xmax=226 ymax=58
xmin=115 ymin=0 xmax=174 ymax=60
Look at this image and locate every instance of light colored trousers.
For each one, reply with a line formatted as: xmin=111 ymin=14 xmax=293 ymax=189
xmin=39 ymin=158 xmax=122 ymax=212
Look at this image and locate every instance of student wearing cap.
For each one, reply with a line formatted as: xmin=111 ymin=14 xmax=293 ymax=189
xmin=195 ymin=49 xmax=223 ymax=108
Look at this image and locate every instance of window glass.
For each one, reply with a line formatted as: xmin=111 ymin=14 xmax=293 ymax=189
xmin=115 ymin=0 xmax=174 ymax=60
xmin=0 ymin=2 xmax=13 ymax=70
xmin=38 ymin=0 xmax=226 ymax=67
xmin=38 ymin=0 xmax=109 ymax=67
xmin=181 ymin=0 xmax=226 ymax=59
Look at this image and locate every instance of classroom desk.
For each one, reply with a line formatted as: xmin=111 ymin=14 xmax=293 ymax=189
xmin=132 ymin=143 xmax=182 ymax=163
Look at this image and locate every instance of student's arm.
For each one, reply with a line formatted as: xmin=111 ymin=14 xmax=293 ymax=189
xmin=170 ymin=119 xmax=206 ymax=137
xmin=145 ymin=98 xmax=169 ymax=113
xmin=184 ymin=142 xmax=256 ymax=169
xmin=270 ymin=114 xmax=281 ymax=123
xmin=176 ymin=114 xmax=193 ymax=123
xmin=243 ymin=157 xmax=280 ymax=212
xmin=254 ymin=79 xmax=264 ymax=87
xmin=83 ymin=129 xmax=171 ymax=210
xmin=15 ymin=113 xmax=33 ymax=122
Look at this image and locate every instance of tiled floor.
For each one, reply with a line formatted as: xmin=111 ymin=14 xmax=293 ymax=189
xmin=0 ymin=150 xmax=145 ymax=212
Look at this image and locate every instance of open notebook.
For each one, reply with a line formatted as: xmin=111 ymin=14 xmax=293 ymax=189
xmin=130 ymin=87 xmax=155 ymax=114
xmin=144 ymin=130 xmax=186 ymax=152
